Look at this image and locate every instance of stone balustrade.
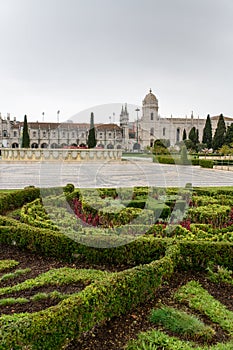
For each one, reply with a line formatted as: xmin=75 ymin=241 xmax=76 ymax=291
xmin=1 ymin=148 xmax=122 ymax=161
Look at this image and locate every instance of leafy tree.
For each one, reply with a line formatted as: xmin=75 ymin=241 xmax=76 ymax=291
xmin=184 ymin=139 xmax=195 ymax=151
xmin=87 ymin=112 xmax=97 ymax=148
xmin=218 ymin=144 xmax=233 ymax=155
xmin=202 ymin=114 xmax=212 ymax=149
xmin=153 ymin=139 xmax=170 ymax=155
xmin=182 ymin=129 xmax=187 ymax=141
xmin=21 ymin=115 xmax=30 ymax=148
xmin=212 ymin=114 xmax=226 ymax=151
xmin=224 ymin=123 xmax=233 ymax=146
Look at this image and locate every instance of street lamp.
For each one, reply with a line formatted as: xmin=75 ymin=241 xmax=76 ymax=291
xmin=57 ymin=110 xmax=60 ymax=147
xmin=135 ymin=108 xmax=140 ymax=145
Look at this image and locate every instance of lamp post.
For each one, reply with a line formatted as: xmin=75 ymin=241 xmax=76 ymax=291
xmin=135 ymin=108 xmax=140 ymax=146
xmin=57 ymin=110 xmax=60 ymax=147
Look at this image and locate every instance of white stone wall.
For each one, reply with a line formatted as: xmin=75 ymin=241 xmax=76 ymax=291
xmin=1 ymin=148 xmax=122 ymax=161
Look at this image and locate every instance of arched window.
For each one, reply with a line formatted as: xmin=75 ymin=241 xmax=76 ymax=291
xmin=163 ymin=127 xmax=166 ymax=136
xmin=176 ymin=128 xmax=180 ymax=142
xmin=12 ymin=143 xmax=19 ymax=148
xmin=151 ymin=113 xmax=154 ymax=121
xmin=150 ymin=127 xmax=154 ymax=136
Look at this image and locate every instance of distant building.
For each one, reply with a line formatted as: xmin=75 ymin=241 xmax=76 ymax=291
xmin=1 ymin=90 xmax=233 ymax=150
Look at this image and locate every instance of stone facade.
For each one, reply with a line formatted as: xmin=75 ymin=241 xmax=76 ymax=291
xmin=0 ymin=118 xmax=123 ymax=150
xmin=1 ymin=90 xmax=233 ymax=150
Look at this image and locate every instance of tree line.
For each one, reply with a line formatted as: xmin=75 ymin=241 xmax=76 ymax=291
xmin=182 ymin=114 xmax=233 ymax=152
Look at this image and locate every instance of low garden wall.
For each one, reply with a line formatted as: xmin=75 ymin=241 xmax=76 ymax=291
xmin=1 ymin=148 xmax=122 ymax=161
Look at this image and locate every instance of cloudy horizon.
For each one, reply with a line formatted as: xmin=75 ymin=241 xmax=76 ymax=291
xmin=0 ymin=0 xmax=233 ymax=123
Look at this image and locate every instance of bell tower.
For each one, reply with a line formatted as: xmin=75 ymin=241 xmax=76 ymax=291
xmin=120 ymin=103 xmax=129 ymax=149
xmin=140 ymin=89 xmax=159 ymax=147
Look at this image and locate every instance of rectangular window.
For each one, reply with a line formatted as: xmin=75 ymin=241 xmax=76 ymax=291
xmin=33 ymin=131 xmax=37 ymax=137
xmin=13 ymin=131 xmax=17 ymax=137
xmin=43 ymin=131 xmax=46 ymax=137
xmin=151 ymin=113 xmax=154 ymax=121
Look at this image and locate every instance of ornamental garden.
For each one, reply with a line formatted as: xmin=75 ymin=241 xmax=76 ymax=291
xmin=0 ymin=185 xmax=232 ymax=349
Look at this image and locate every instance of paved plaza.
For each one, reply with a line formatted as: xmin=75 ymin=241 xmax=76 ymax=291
xmin=0 ymin=160 xmax=233 ymax=189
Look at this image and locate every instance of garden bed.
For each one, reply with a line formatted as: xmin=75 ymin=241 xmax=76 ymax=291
xmin=0 ymin=244 xmax=232 ymax=349
xmin=0 ymin=186 xmax=233 ymax=349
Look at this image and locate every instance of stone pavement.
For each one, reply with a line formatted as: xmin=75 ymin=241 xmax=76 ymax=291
xmin=0 ymin=160 xmax=232 ymax=189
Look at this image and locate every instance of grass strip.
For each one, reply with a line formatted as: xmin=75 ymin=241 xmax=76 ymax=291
xmin=0 ymin=267 xmax=108 ymax=296
xmin=125 ymin=329 xmax=233 ymax=350
xmin=0 ymin=268 xmax=31 ymax=282
xmin=174 ymin=280 xmax=233 ymax=336
xmin=0 ymin=260 xmax=19 ymax=272
xmin=150 ymin=305 xmax=215 ymax=340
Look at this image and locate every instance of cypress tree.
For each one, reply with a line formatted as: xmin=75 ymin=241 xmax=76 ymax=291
xmin=21 ymin=115 xmax=30 ymax=148
xmin=202 ymin=114 xmax=212 ymax=148
xmin=87 ymin=112 xmax=97 ymax=148
xmin=225 ymin=123 xmax=233 ymax=146
xmin=182 ymin=129 xmax=187 ymax=140
xmin=212 ymin=114 xmax=226 ymax=151
xmin=188 ymin=127 xmax=197 ymax=144
xmin=196 ymin=129 xmax=199 ymax=144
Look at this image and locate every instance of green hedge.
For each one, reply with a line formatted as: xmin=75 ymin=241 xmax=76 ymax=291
xmin=199 ymin=159 xmax=214 ymax=168
xmin=213 ymin=159 xmax=233 ymax=166
xmin=178 ymin=241 xmax=233 ymax=270
xmin=0 ymin=244 xmax=178 ymax=349
xmin=188 ymin=205 xmax=231 ymax=227
xmin=0 ymin=238 xmax=232 ymax=349
xmin=0 ymin=187 xmax=40 ymax=214
xmin=154 ymin=156 xmax=199 ymax=166
xmin=0 ymin=219 xmax=168 ymax=265
xmin=1 ymin=217 xmax=232 ymax=269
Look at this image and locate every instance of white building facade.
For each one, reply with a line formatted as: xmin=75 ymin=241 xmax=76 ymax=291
xmin=1 ymin=89 xmax=233 ymax=150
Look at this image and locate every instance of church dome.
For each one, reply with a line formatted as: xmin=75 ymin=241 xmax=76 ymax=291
xmin=143 ymin=89 xmax=158 ymax=105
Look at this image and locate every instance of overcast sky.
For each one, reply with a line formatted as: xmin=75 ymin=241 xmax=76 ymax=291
xmin=0 ymin=0 xmax=233 ymax=123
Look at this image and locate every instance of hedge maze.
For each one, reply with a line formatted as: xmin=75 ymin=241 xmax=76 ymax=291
xmin=0 ymin=186 xmax=232 ymax=349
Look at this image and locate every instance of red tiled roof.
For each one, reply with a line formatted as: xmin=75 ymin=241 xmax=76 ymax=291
xmin=18 ymin=122 xmax=122 ymax=130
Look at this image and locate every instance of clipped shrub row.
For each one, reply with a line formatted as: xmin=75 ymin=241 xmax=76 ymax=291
xmin=188 ymin=204 xmax=231 ymax=228
xmin=154 ymin=155 xmax=199 ymax=166
xmin=0 ymin=243 xmax=178 ymax=349
xmin=0 ymin=187 xmax=40 ymax=214
xmin=0 ymin=217 xmax=232 ymax=268
xmin=199 ymin=159 xmax=213 ymax=168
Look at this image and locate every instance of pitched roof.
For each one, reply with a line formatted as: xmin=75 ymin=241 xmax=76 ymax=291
xmin=210 ymin=115 xmax=233 ymax=121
